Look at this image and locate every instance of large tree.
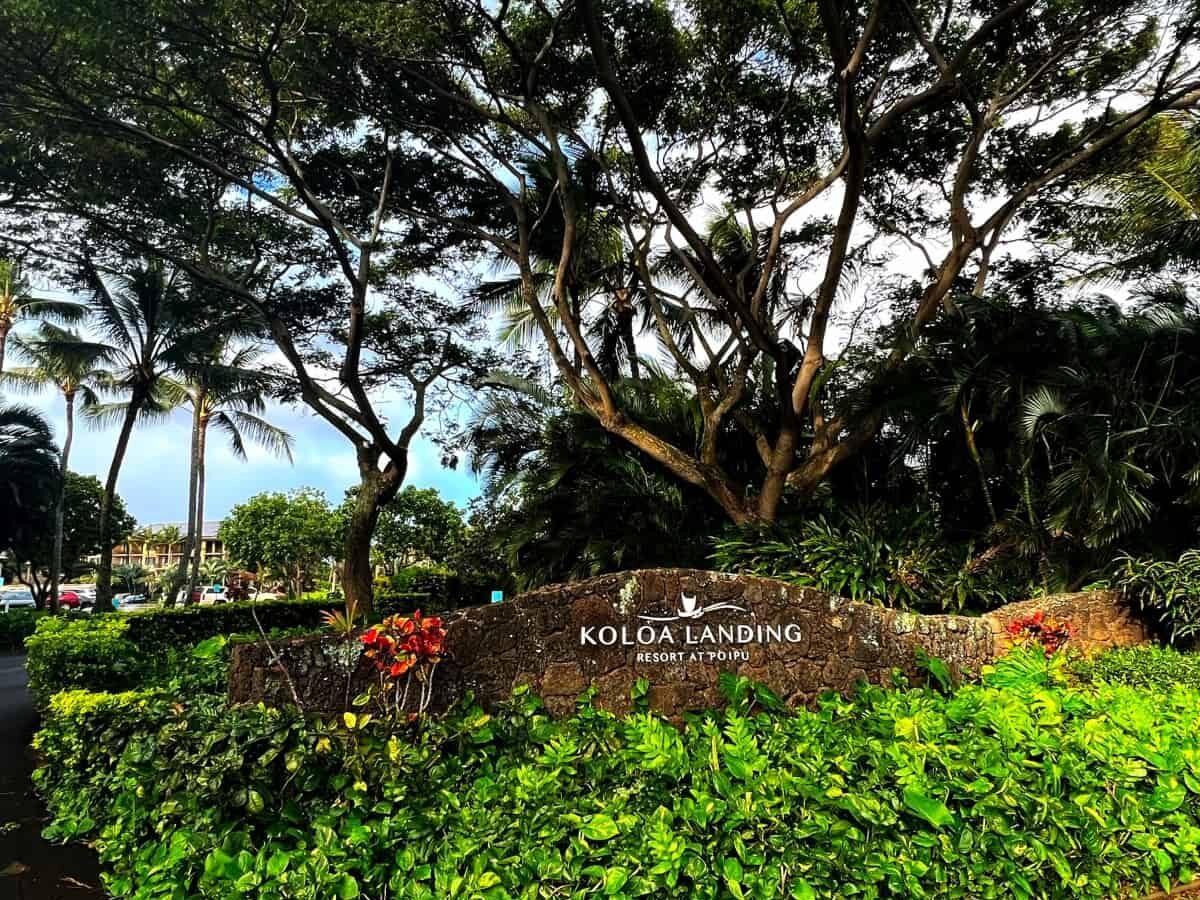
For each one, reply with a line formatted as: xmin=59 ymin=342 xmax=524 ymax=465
xmin=0 ymin=0 xmax=492 ymax=614
xmin=220 ymin=489 xmax=341 ymax=600
xmin=0 ymin=1 xmax=1196 ymax=578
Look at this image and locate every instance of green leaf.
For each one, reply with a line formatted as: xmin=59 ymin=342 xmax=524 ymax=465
xmin=603 ymin=867 xmax=630 ymax=894
xmin=582 ymin=814 xmax=620 ymax=841
xmin=191 ymin=635 xmax=228 ymax=659
xmin=265 ymin=850 xmax=290 ymax=878
xmin=903 ymin=786 xmax=955 ymax=829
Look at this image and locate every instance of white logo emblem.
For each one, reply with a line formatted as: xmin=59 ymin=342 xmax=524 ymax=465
xmin=637 ymin=592 xmax=748 ymax=623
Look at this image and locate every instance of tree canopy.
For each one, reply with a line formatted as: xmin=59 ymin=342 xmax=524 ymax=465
xmin=220 ymin=489 xmax=341 ymax=598
xmin=7 ymin=473 xmax=136 ymax=606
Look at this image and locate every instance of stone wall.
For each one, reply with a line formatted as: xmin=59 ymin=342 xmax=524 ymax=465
xmin=228 ymin=569 xmax=1150 ymax=718
xmin=982 ymin=590 xmax=1149 ymax=653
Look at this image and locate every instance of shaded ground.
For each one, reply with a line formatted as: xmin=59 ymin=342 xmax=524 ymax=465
xmin=0 ymin=654 xmax=105 ymax=899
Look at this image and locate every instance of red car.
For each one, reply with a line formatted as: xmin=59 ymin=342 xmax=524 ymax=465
xmin=58 ymin=591 xmax=81 ymax=608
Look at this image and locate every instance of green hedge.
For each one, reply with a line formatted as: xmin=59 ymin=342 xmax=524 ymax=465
xmin=25 ymin=616 xmax=145 ymax=700
xmin=32 ymin=650 xmax=1200 ymax=898
xmin=1072 ymin=645 xmax=1200 ymax=692
xmin=25 ymin=595 xmax=429 ymax=705
xmin=0 ymin=608 xmax=47 ymax=651
xmin=122 ymin=594 xmax=429 ymax=647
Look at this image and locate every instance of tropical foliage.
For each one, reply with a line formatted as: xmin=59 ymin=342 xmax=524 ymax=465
xmin=1111 ymin=551 xmax=1200 ymax=646
xmin=0 ymin=403 xmax=59 ymax=557
xmin=220 ymin=490 xmax=342 ymax=599
xmin=466 ymin=375 xmax=737 ymax=588
xmin=30 ymin=647 xmax=1200 ymax=899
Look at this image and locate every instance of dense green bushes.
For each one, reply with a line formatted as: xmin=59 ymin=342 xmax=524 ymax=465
xmin=1072 ymin=645 xmax=1200 ymax=692
xmin=123 ymin=594 xmax=426 ymax=647
xmin=712 ymin=504 xmax=1034 ymax=612
xmin=24 ymin=596 xmax=428 ymax=704
xmin=32 ymin=650 xmax=1200 ymax=898
xmin=25 ymin=616 xmax=143 ymax=699
xmin=1111 ymin=551 xmax=1200 ymax=644
xmin=0 ymin=607 xmax=45 ymax=650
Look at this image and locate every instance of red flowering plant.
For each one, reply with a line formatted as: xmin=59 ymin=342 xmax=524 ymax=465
xmin=360 ymin=611 xmax=447 ymax=716
xmin=1005 ymin=610 xmax=1073 ymax=654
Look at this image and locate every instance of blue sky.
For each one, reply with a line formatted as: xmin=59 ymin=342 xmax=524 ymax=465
xmin=22 ymin=389 xmax=482 ymax=525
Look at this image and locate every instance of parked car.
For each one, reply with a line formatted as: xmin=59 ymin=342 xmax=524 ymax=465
xmin=58 ymin=590 xmax=82 ymax=609
xmin=1 ymin=590 xmax=36 ymax=611
xmin=196 ymin=586 xmax=225 ymax=605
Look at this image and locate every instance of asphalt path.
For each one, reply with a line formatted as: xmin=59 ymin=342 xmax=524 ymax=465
xmin=0 ymin=654 xmax=105 ymax=899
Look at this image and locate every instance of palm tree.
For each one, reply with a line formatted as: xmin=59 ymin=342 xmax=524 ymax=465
xmin=44 ymin=259 xmax=216 ymax=612
xmin=200 ymin=557 xmax=230 ymax=586
xmin=0 ymin=259 xmax=87 ymax=373
xmin=1096 ymin=113 xmax=1200 ymax=272
xmin=0 ymin=404 xmax=59 ymax=561
xmin=112 ymin=562 xmax=148 ymax=594
xmin=2 ymin=324 xmax=107 ymax=610
xmin=167 ymin=344 xmax=293 ymax=605
xmin=466 ymin=373 xmax=733 ymax=588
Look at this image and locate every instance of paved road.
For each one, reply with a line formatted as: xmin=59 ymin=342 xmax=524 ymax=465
xmin=0 ymin=655 xmax=105 ymax=899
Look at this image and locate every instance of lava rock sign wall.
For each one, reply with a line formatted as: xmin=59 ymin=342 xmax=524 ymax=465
xmin=228 ymin=569 xmax=1148 ymax=718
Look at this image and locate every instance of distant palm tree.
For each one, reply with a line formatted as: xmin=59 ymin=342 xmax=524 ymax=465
xmin=0 ymin=259 xmax=87 ymax=373
xmin=3 ymin=324 xmax=108 ymax=610
xmin=167 ymin=343 xmax=293 ymax=604
xmin=42 ymin=259 xmax=218 ymax=613
xmin=112 ymin=562 xmax=148 ymax=594
xmin=200 ymin=557 xmax=231 ymax=585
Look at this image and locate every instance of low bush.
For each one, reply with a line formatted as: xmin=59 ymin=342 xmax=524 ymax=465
xmin=0 ymin=608 xmax=46 ymax=650
xmin=1072 ymin=645 xmax=1200 ymax=692
xmin=1111 ymin=551 xmax=1200 ymax=644
xmin=25 ymin=595 xmax=428 ymax=704
xmin=33 ymin=650 xmax=1200 ymax=898
xmin=386 ymin=564 xmax=494 ymax=608
xmin=712 ymin=503 xmax=1035 ymax=613
xmin=25 ymin=616 xmax=145 ymax=700
xmin=121 ymin=595 xmax=425 ymax=647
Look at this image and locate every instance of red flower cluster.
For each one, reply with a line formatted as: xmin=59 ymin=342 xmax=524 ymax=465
xmin=361 ymin=611 xmax=446 ymax=679
xmin=1006 ymin=610 xmax=1073 ymax=654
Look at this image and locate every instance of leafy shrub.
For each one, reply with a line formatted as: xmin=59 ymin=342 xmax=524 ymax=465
xmin=1072 ymin=645 xmax=1200 ymax=692
xmin=712 ymin=503 xmax=1031 ymax=612
xmin=33 ymin=660 xmax=1200 ymax=898
xmin=386 ymin=563 xmax=494 ymax=608
xmin=0 ymin=608 xmax=46 ymax=650
xmin=25 ymin=597 xmax=428 ymax=704
xmin=25 ymin=616 xmax=145 ymax=700
xmin=1111 ymin=551 xmax=1200 ymax=644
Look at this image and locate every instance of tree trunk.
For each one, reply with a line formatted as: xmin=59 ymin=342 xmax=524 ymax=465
xmin=18 ymin=569 xmax=48 ymax=610
xmin=189 ymin=416 xmax=208 ymax=601
xmin=342 ymin=465 xmax=401 ymax=621
xmin=0 ymin=323 xmax=8 ymax=374
xmin=95 ymin=398 xmax=142 ymax=614
xmin=50 ymin=391 xmax=75 ymax=614
xmin=174 ymin=401 xmax=202 ymax=607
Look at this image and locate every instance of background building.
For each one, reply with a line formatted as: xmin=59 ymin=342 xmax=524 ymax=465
xmin=108 ymin=521 xmax=227 ymax=573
